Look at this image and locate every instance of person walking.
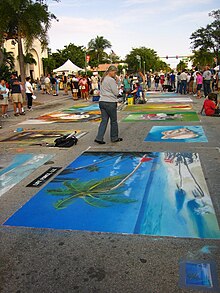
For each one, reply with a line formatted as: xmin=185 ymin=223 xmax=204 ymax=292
xmin=25 ymin=77 xmax=34 ymax=110
xmin=79 ymin=75 xmax=89 ymax=100
xmin=154 ymin=73 xmax=160 ymax=91
xmin=44 ymin=74 xmax=51 ymax=94
xmin=179 ymin=69 xmax=188 ymax=94
xmin=71 ymin=75 xmax=79 ymax=100
xmin=123 ymin=74 xmax=131 ymax=102
xmin=196 ymin=72 xmax=203 ymax=99
xmin=203 ymin=65 xmax=212 ymax=97
xmin=170 ymin=71 xmax=176 ymax=91
xmin=94 ymin=65 xmax=122 ymax=144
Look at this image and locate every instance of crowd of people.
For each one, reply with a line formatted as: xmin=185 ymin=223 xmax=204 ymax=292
xmin=0 ymin=65 xmax=220 ymax=129
xmin=36 ymin=72 xmax=100 ymax=101
xmin=119 ymin=66 xmax=220 ymax=116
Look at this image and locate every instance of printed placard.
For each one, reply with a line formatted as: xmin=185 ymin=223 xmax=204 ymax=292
xmin=26 ymin=167 xmax=62 ymax=187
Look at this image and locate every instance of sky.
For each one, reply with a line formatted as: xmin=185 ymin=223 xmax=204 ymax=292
xmin=47 ymin=0 xmax=219 ymax=68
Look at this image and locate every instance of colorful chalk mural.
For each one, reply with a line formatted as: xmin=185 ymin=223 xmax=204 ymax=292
xmin=64 ymin=104 xmax=100 ymax=113
xmin=144 ymin=126 xmax=208 ymax=142
xmin=124 ymin=104 xmax=193 ymax=112
xmin=37 ymin=110 xmax=101 ymax=123
xmin=0 ymin=130 xmax=87 ymax=145
xmin=4 ymin=151 xmax=220 ymax=239
xmin=145 ymin=92 xmax=177 ymax=96
xmin=122 ymin=112 xmax=199 ymax=122
xmin=0 ymin=153 xmax=54 ymax=196
xmin=19 ymin=104 xmax=101 ymax=124
xmin=146 ymin=97 xmax=193 ymax=103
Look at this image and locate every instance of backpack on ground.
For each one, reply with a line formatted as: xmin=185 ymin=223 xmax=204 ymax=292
xmin=54 ymin=131 xmax=78 ymax=147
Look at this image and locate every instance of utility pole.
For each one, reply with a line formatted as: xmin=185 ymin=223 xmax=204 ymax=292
xmin=136 ymin=55 xmax=141 ymax=70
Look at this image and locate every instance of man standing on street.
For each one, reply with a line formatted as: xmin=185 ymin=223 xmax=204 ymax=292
xmin=9 ymin=73 xmax=25 ymax=116
xmin=203 ymin=65 xmax=212 ymax=98
xmin=179 ymin=69 xmax=188 ymax=95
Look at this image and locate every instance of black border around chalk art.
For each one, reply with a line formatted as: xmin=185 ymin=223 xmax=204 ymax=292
xmin=26 ymin=167 xmax=62 ymax=187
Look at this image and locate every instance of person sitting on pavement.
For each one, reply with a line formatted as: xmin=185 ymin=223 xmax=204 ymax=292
xmin=131 ymin=82 xmax=143 ymax=103
xmin=201 ymin=93 xmax=219 ymax=116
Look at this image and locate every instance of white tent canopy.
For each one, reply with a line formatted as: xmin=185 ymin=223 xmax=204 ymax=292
xmin=53 ymin=59 xmax=83 ymax=73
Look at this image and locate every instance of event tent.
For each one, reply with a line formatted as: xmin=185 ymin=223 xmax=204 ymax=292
xmin=53 ymin=59 xmax=83 ymax=73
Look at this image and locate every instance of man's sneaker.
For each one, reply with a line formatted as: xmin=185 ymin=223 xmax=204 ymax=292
xmin=14 ymin=113 xmax=19 ymax=116
xmin=19 ymin=112 xmax=25 ymax=115
xmin=94 ymin=139 xmax=106 ymax=144
xmin=111 ymin=138 xmax=123 ymax=143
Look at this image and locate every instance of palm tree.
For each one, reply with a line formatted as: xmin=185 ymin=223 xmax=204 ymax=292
xmin=0 ymin=47 xmax=15 ymax=79
xmin=47 ymin=175 xmax=137 ymax=209
xmin=0 ymin=0 xmax=57 ymax=87
xmin=88 ymin=36 xmax=112 ymax=65
xmin=48 ymin=152 xmax=156 ymax=209
xmin=0 ymin=48 xmax=15 ymax=69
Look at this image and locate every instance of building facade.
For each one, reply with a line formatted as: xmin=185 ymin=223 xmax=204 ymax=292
xmin=3 ymin=38 xmax=47 ymax=80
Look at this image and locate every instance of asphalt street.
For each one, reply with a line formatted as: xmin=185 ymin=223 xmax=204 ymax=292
xmin=0 ymin=91 xmax=220 ymax=293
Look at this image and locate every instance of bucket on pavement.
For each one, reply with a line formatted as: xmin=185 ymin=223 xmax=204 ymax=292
xmin=127 ymin=97 xmax=134 ymax=105
xmin=15 ymin=127 xmax=23 ymax=132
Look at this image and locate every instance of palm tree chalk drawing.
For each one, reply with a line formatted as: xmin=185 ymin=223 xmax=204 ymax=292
xmin=4 ymin=152 xmax=220 ymax=239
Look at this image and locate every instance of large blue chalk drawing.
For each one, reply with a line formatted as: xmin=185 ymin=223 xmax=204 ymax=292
xmin=4 ymin=152 xmax=220 ymax=239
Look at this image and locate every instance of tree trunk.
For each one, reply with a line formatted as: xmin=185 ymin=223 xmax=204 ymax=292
xmin=0 ymin=42 xmax=4 ymax=67
xmin=17 ymin=35 xmax=25 ymax=98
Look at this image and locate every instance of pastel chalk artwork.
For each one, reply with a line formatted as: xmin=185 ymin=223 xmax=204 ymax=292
xmin=144 ymin=126 xmax=208 ymax=142
xmin=4 ymin=151 xmax=220 ymax=239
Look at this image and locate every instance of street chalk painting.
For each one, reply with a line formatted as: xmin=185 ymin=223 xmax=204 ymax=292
xmin=0 ymin=153 xmax=54 ymax=197
xmin=144 ymin=126 xmax=208 ymax=142
xmin=123 ymin=112 xmax=199 ymax=122
xmin=0 ymin=130 xmax=87 ymax=145
xmin=179 ymin=260 xmax=219 ymax=291
xmin=4 ymin=151 xmax=220 ymax=239
xmin=64 ymin=104 xmax=100 ymax=113
xmin=36 ymin=110 xmax=101 ymax=123
xmin=145 ymin=92 xmax=177 ymax=96
xmin=124 ymin=104 xmax=193 ymax=112
xmin=146 ymin=97 xmax=193 ymax=103
xmin=19 ymin=105 xmax=101 ymax=124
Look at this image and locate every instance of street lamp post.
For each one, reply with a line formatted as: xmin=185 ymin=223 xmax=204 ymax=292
xmin=136 ymin=55 xmax=141 ymax=70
